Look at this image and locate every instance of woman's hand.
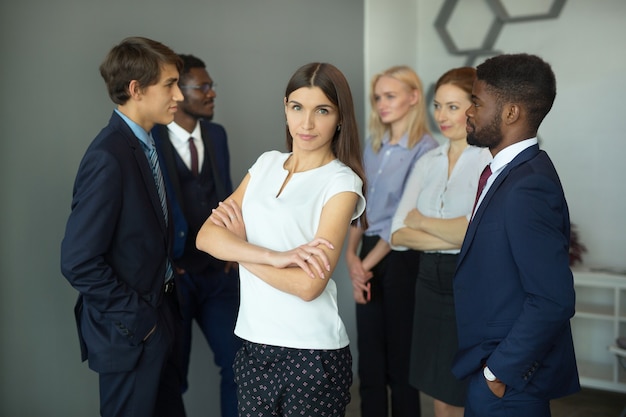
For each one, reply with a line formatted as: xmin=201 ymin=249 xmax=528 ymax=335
xmin=210 ymin=199 xmax=333 ymax=279
xmin=352 ymin=279 xmax=371 ymax=304
xmin=270 ymin=238 xmax=335 ymax=279
xmin=210 ymin=199 xmax=247 ymax=240
xmin=346 ymin=252 xmax=373 ymax=303
xmin=404 ymin=208 xmax=426 ymax=230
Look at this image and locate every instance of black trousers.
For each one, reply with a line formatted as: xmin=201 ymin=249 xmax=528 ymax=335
xmin=355 ymin=236 xmax=421 ymax=417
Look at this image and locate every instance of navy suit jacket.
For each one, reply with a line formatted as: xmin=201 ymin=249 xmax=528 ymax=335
xmin=453 ymin=144 xmax=580 ymax=400
xmin=151 ymin=120 xmax=233 ymax=264
xmin=61 ymin=111 xmax=172 ymax=373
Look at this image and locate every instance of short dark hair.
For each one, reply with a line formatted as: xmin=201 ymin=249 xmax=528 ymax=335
xmin=177 ymin=54 xmax=207 ymax=82
xmin=99 ymin=36 xmax=183 ymax=105
xmin=284 ymin=62 xmax=368 ymax=229
xmin=476 ymin=53 xmax=556 ymax=131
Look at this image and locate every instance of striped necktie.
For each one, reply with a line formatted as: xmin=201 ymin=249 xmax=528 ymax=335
xmin=148 ymin=145 xmax=168 ymax=225
xmin=146 ymin=141 xmax=174 ymax=283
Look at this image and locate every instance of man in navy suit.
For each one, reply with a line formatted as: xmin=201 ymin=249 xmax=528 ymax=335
xmin=152 ymin=54 xmax=241 ymax=417
xmin=61 ymin=37 xmax=186 ymax=417
xmin=453 ymin=53 xmax=580 ymax=416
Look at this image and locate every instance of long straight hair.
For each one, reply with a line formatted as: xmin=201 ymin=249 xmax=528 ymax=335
xmin=284 ymin=62 xmax=368 ymax=228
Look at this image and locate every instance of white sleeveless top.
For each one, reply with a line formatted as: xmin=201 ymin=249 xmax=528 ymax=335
xmin=235 ymin=151 xmax=365 ymax=349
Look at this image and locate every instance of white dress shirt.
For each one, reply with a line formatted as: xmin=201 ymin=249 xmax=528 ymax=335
xmin=474 ymin=137 xmax=538 ymax=214
xmin=166 ymin=121 xmax=205 ymax=173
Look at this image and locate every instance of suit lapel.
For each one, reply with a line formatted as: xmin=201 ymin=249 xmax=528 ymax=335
xmin=457 ymin=144 xmax=540 ymax=266
xmin=112 ymin=114 xmax=168 ymax=233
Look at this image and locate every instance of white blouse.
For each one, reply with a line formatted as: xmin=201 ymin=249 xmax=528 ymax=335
xmin=390 ymin=143 xmax=492 ymax=253
xmin=236 ymin=151 xmax=366 ymax=349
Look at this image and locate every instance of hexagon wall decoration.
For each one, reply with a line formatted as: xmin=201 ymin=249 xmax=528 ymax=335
xmin=434 ymin=0 xmax=567 ymax=66
xmin=427 ymin=0 xmax=567 ymax=131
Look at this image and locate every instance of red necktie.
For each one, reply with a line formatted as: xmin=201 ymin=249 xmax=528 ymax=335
xmin=473 ymin=164 xmax=492 ymax=214
xmin=188 ymin=137 xmax=199 ymax=176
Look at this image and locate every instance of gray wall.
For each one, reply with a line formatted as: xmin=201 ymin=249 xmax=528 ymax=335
xmin=0 ymin=1 xmax=364 ymax=415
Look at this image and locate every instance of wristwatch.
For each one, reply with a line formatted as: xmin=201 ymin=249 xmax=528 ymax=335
xmin=483 ymin=365 xmax=497 ymax=382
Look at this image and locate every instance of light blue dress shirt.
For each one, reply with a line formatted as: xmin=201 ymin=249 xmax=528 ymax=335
xmin=363 ymin=132 xmax=438 ymax=243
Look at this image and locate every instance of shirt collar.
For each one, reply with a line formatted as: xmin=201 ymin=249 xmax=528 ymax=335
xmin=433 ymin=140 xmax=450 ymax=156
xmin=382 ymin=131 xmax=410 ymax=149
xmin=115 ymin=109 xmax=153 ymax=148
xmin=491 ymin=137 xmax=538 ymax=175
xmin=167 ymin=120 xmax=202 ymax=146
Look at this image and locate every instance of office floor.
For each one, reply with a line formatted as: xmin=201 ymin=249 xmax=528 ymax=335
xmin=345 ymin=384 xmax=626 ymax=417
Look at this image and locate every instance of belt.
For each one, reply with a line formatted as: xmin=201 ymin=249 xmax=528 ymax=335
xmin=421 ymin=252 xmax=459 ymax=260
xmin=163 ymin=279 xmax=175 ymax=294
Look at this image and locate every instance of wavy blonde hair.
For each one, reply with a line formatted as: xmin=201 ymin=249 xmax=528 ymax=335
xmin=368 ymin=65 xmax=431 ymax=153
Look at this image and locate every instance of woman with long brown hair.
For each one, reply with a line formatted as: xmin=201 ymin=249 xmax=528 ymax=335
xmin=197 ymin=62 xmax=366 ymax=417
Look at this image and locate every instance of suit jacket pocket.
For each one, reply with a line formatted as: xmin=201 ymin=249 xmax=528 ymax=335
xmin=80 ymin=305 xmax=145 ymax=373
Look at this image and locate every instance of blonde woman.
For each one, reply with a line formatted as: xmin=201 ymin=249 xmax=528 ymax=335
xmin=345 ymin=65 xmax=437 ymax=417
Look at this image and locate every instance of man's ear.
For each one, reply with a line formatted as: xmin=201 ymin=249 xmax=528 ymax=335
xmin=504 ymin=103 xmax=520 ymax=125
xmin=128 ymin=80 xmax=142 ymax=100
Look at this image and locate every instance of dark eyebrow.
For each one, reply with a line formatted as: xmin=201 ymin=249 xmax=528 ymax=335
xmin=287 ymin=100 xmax=334 ymax=109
